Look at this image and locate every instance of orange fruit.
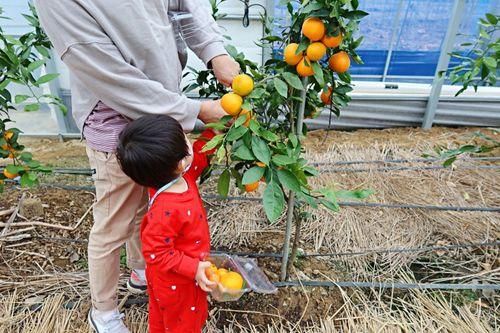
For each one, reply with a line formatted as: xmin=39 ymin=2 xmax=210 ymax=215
xmin=245 ymin=181 xmax=260 ymax=192
xmin=221 ymin=93 xmax=243 ymax=116
xmin=296 ymin=57 xmax=315 ymax=77
xmin=239 ymin=109 xmax=252 ymax=127
xmin=283 ymin=43 xmax=303 ymax=66
xmin=220 ymin=271 xmax=244 ymax=291
xmin=320 ymin=86 xmax=333 ymax=105
xmin=3 ymin=169 xmax=17 ymax=179
xmin=322 ymin=32 xmax=343 ymax=48
xmin=1 ymin=144 xmax=8 ymax=150
xmin=8 ymin=152 xmax=14 ymax=159
xmin=232 ymin=74 xmax=254 ymax=97
xmin=206 ymin=264 xmax=220 ymax=283
xmin=4 ymin=131 xmax=14 ymax=140
xmin=256 ymin=162 xmax=266 ymax=168
xmin=217 ymin=268 xmax=229 ymax=277
xmin=306 ymin=42 xmax=327 ymax=61
xmin=328 ymin=51 xmax=350 ymax=73
xmin=302 ymin=18 xmax=325 ymax=42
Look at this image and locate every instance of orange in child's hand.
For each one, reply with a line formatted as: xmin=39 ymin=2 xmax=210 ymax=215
xmin=205 ymin=264 xmax=220 ymax=283
xmin=217 ymin=268 xmax=229 ymax=277
xmin=220 ymin=271 xmax=244 ymax=292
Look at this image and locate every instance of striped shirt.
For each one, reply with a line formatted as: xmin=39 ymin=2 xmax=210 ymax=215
xmin=83 ymin=102 xmax=130 ymax=153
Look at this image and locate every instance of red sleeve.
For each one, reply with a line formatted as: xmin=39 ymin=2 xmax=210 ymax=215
xmin=141 ymin=206 xmax=199 ymax=280
xmin=186 ymin=129 xmax=216 ymax=181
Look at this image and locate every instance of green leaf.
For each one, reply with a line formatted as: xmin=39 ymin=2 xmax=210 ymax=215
xmin=443 ymin=156 xmax=457 ymax=168
xmin=27 ymin=160 xmax=41 ymax=168
xmin=24 ymin=103 xmax=40 ymax=112
xmin=234 ymin=114 xmax=248 ymax=128
xmin=277 ymin=169 xmax=301 ymax=192
xmin=6 ymin=165 xmax=20 ymax=175
xmin=233 ymin=145 xmax=255 ymax=160
xmin=252 ymin=136 xmax=271 ymax=165
xmin=303 ymin=165 xmax=319 ymax=177
xmin=202 ymin=134 xmax=224 ymax=152
xmin=335 ymin=189 xmax=374 ymax=200
xmin=272 ymin=155 xmax=295 ymax=166
xmin=19 ymin=152 xmax=33 ymax=162
xmin=217 ymin=169 xmax=231 ymax=198
xmin=288 ymin=133 xmax=298 ymax=148
xmin=27 ymin=60 xmax=45 ymax=72
xmin=260 ymin=130 xmax=279 ymax=142
xmin=34 ymin=73 xmax=59 ymax=86
xmin=226 ymin=126 xmax=248 ymax=142
xmin=320 ymin=198 xmax=340 ymax=212
xmin=20 ymin=173 xmax=37 ymax=187
xmin=205 ymin=122 xmax=227 ymax=131
xmin=248 ymin=87 xmax=266 ymax=99
xmin=15 ymin=95 xmax=30 ymax=104
xmin=282 ymin=72 xmax=304 ymax=90
xmin=242 ymin=166 xmax=265 ymax=185
xmin=263 ymin=181 xmax=285 ymax=222
xmin=274 ymin=78 xmax=288 ymax=98
xmin=249 ymin=119 xmax=260 ymax=134
xmin=485 ymin=13 xmax=498 ymax=25
xmin=344 ymin=10 xmax=369 ymax=20
xmin=312 ymin=62 xmax=324 ymax=86
xmin=483 ymin=57 xmax=497 ymax=69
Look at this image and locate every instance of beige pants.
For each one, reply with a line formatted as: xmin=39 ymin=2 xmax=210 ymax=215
xmin=86 ymin=147 xmax=148 ymax=311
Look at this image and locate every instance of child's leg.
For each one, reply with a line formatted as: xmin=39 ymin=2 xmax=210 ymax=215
xmin=86 ymin=147 xmax=147 ymax=311
xmin=158 ymin=283 xmax=208 ymax=332
xmin=147 ymin=281 xmax=165 ymax=333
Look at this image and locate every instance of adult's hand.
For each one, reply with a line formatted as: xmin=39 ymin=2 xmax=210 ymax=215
xmin=211 ymin=55 xmax=240 ymax=87
xmin=199 ymin=99 xmax=226 ymax=124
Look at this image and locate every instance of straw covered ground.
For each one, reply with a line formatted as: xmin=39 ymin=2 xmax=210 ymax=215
xmin=0 ymin=126 xmax=499 ymax=332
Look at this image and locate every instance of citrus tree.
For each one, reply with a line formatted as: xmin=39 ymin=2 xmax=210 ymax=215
xmin=186 ymin=0 xmax=369 ymax=278
xmin=0 ymin=4 xmax=65 ymax=192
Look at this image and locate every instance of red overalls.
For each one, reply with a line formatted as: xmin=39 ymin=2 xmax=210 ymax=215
xmin=141 ymin=131 xmax=215 ymax=333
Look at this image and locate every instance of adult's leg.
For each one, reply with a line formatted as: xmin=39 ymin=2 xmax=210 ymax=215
xmin=86 ymin=147 xmax=146 ymax=311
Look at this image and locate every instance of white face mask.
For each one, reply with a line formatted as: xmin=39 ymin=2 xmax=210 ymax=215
xmin=181 ymin=140 xmax=193 ymax=174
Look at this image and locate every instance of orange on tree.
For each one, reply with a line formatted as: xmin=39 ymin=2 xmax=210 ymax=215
xmin=4 ymin=131 xmax=14 ymax=140
xmin=221 ymin=93 xmax=243 ymax=116
xmin=302 ymin=17 xmax=325 ymax=42
xmin=232 ymin=74 xmax=254 ymax=97
xmin=283 ymin=43 xmax=303 ymax=66
xmin=220 ymin=271 xmax=244 ymax=291
xmin=322 ymin=32 xmax=343 ymax=48
xmin=328 ymin=51 xmax=351 ymax=73
xmin=296 ymin=57 xmax=315 ymax=77
xmin=256 ymin=162 xmax=266 ymax=168
xmin=1 ymin=144 xmax=8 ymax=150
xmin=245 ymin=181 xmax=260 ymax=192
xmin=3 ymin=168 xmax=17 ymax=179
xmin=320 ymin=86 xmax=333 ymax=105
xmin=306 ymin=42 xmax=327 ymax=61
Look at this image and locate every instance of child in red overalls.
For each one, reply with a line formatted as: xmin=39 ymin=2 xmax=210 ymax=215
xmin=116 ymin=114 xmax=217 ymax=332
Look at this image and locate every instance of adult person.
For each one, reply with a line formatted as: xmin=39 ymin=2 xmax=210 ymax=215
xmin=34 ymin=1 xmax=239 ymax=332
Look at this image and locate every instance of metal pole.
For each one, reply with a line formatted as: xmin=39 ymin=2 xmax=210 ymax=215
xmin=382 ymin=0 xmax=405 ymax=82
xmin=280 ymin=77 xmax=308 ymax=281
xmin=422 ymin=0 xmax=466 ymax=129
xmin=45 ymin=52 xmax=68 ymax=134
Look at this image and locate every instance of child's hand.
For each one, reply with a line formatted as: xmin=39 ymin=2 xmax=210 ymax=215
xmin=196 ymin=261 xmax=217 ymax=292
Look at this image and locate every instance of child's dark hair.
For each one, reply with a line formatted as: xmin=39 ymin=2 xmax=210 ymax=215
xmin=116 ymin=115 xmax=189 ymax=189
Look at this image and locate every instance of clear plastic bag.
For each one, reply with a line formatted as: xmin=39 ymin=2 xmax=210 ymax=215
xmin=207 ymin=253 xmax=278 ymax=302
